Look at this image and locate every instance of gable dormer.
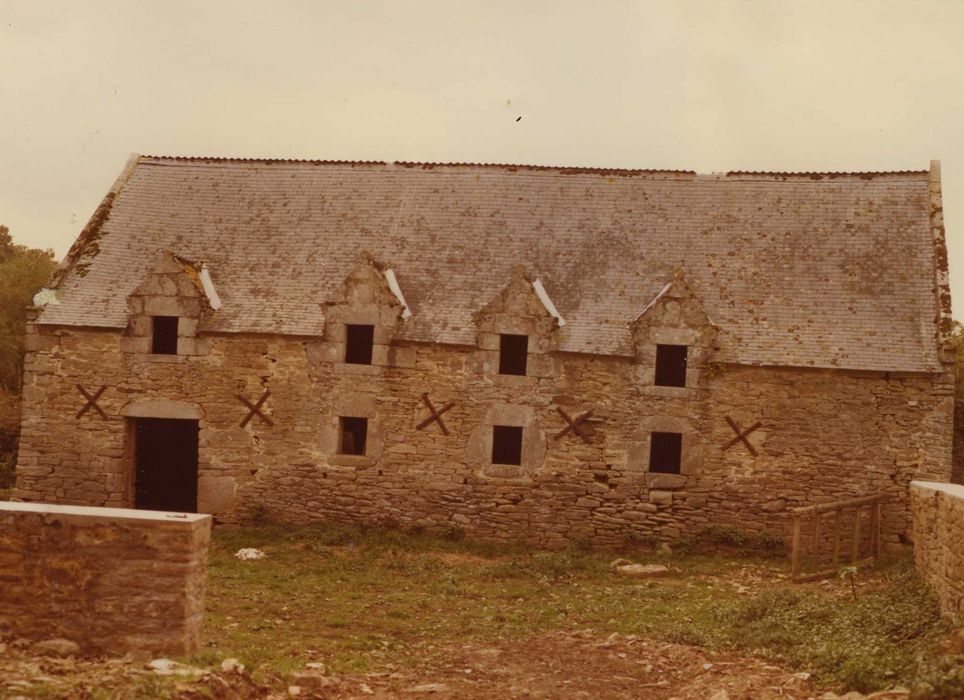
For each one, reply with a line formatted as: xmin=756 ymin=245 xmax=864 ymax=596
xmin=630 ymin=271 xmax=718 ymax=392
xmin=310 ymin=253 xmax=414 ymax=370
xmin=473 ymin=266 xmax=564 ymax=380
xmin=121 ymin=253 xmax=219 ymax=357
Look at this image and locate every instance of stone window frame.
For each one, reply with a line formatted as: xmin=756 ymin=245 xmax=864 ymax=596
xmin=323 ymin=394 xmax=385 ymax=468
xmin=310 ymin=307 xmax=416 ymax=373
xmin=466 ymin=403 xmax=547 ymax=480
xmin=628 ymin=415 xmax=702 ymax=490
xmin=640 ymin=328 xmax=704 ymax=398
xmin=122 ymin=296 xmax=208 ymax=360
xmin=476 ymin=318 xmax=553 ymax=388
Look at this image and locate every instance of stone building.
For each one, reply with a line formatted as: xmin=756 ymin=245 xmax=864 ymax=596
xmin=13 ymin=156 xmax=956 ymax=546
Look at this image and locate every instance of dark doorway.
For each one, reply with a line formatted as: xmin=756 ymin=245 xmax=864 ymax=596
xmin=133 ymin=418 xmax=199 ymax=512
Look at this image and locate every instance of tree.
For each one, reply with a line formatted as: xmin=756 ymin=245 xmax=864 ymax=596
xmin=0 ymin=226 xmax=57 ymax=491
xmin=0 ymin=225 xmax=58 ymax=392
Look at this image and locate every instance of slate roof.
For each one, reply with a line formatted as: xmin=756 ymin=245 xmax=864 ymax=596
xmin=39 ymin=156 xmax=947 ymax=372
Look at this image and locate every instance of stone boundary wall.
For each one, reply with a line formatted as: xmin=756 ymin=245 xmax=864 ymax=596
xmin=0 ymin=502 xmax=212 ymax=656
xmin=910 ymin=481 xmax=964 ymax=620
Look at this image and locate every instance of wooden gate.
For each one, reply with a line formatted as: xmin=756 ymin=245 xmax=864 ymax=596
xmin=790 ymin=494 xmax=883 ymax=582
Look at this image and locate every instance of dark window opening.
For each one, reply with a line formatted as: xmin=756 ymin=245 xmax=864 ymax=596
xmin=649 ymin=431 xmax=683 ymax=474
xmin=498 ymin=334 xmax=528 ymax=375
xmin=151 ymin=316 xmax=179 ymax=355
xmin=339 ymin=416 xmax=368 ymax=455
xmin=345 ymin=324 xmax=375 ymax=365
xmin=655 ymin=344 xmax=687 ymax=387
xmin=491 ymin=425 xmax=523 ymax=465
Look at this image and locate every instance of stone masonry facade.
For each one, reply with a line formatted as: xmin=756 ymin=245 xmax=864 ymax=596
xmin=14 ymin=259 xmax=953 ymax=548
xmin=0 ymin=502 xmax=211 ymax=656
xmin=910 ymin=481 xmax=964 ymax=620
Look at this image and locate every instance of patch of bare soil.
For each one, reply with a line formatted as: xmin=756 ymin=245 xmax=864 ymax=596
xmin=332 ymin=630 xmax=818 ymax=700
xmin=2 ymin=631 xmax=914 ymax=700
xmin=0 ymin=638 xmax=274 ymax=700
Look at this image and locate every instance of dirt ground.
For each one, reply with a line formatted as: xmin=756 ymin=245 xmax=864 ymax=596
xmin=0 ymin=630 xmax=912 ymax=700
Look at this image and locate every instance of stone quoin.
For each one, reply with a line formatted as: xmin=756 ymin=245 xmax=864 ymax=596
xmin=13 ymin=156 xmax=955 ymax=547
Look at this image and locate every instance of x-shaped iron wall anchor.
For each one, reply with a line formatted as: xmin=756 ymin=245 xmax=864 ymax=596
xmin=76 ymin=384 xmax=108 ymax=420
xmin=722 ymin=416 xmax=762 ymax=456
xmin=238 ymin=390 xmax=273 ymax=428
xmin=554 ymin=407 xmax=594 ymax=443
xmin=416 ymin=393 xmax=455 ymax=435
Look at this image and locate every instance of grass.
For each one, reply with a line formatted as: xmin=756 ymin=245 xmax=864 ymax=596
xmin=196 ymin=522 xmax=963 ymax=696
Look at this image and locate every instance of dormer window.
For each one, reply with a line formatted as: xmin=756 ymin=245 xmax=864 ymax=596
xmin=151 ymin=316 xmax=178 ymax=355
xmin=655 ymin=344 xmax=687 ymax=387
xmin=345 ymin=324 xmax=375 ymax=365
xmin=498 ymin=334 xmax=528 ymax=375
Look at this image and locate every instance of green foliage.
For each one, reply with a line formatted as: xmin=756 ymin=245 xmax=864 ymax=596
xmin=711 ymin=561 xmax=950 ymax=693
xmin=0 ymin=387 xmax=21 ymax=495
xmin=0 ymin=225 xmax=58 ymax=392
xmin=0 ymin=226 xmax=58 ymax=489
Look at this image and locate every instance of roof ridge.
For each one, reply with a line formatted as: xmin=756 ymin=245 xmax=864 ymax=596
xmin=138 ymin=155 xmax=695 ymax=177
xmin=723 ymin=169 xmax=928 ymax=180
xmin=137 ymin=155 xmax=930 ymax=180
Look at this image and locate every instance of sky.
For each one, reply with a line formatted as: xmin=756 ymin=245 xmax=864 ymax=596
xmin=2 ymin=0 xmax=963 ymax=313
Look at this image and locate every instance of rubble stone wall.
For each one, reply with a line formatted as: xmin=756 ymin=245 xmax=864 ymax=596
xmin=14 ymin=320 xmax=953 ymax=548
xmin=910 ymin=481 xmax=964 ymax=620
xmin=0 ymin=501 xmax=211 ymax=656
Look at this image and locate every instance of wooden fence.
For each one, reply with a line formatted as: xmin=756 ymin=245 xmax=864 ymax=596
xmin=790 ymin=494 xmax=883 ymax=582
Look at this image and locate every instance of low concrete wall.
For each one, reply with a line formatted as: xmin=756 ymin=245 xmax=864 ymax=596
xmin=910 ymin=481 xmax=964 ymax=621
xmin=0 ymin=502 xmax=212 ymax=656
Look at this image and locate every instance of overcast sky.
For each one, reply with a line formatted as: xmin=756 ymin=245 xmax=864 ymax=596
xmin=3 ymin=1 xmax=963 ymax=313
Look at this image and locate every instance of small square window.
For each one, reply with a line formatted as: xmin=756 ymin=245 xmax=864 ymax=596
xmin=492 ymin=425 xmax=523 ymax=465
xmin=498 ymin=334 xmax=528 ymax=375
xmin=151 ymin=316 xmax=178 ymax=355
xmin=345 ymin=324 xmax=375 ymax=365
xmin=655 ymin=344 xmax=687 ymax=387
xmin=649 ymin=431 xmax=682 ymax=474
xmin=339 ymin=416 xmax=368 ymax=455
